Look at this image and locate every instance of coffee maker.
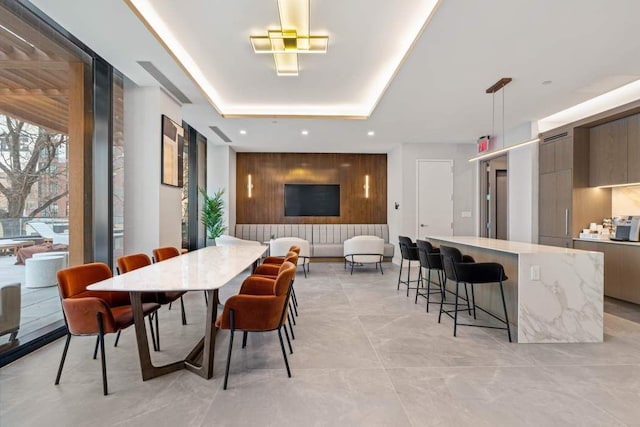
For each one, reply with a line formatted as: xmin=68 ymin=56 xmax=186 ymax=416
xmin=613 ymin=216 xmax=640 ymax=241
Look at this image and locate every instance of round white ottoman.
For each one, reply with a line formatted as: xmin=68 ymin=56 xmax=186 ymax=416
xmin=25 ymin=256 xmax=66 ymax=288
xmin=32 ymin=251 xmax=69 ymax=269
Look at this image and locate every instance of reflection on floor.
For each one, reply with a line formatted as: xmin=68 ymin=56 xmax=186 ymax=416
xmin=0 ymin=256 xmax=62 ymax=345
xmin=1 ymin=262 xmax=639 ymax=426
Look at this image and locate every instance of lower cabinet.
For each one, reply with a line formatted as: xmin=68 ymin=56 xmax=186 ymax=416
xmin=539 ymin=236 xmax=573 ymax=248
xmin=573 ymin=240 xmax=640 ymax=304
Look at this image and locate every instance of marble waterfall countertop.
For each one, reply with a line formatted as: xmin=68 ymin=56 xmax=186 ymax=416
xmin=427 ymin=236 xmax=604 ymax=344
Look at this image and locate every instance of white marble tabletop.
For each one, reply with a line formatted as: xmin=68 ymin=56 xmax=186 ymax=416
xmin=88 ymin=245 xmax=267 ymax=292
xmin=427 ymin=236 xmax=597 ymax=255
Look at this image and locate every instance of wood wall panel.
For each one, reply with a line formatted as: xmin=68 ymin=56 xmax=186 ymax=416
xmin=236 ymin=153 xmax=387 ymax=224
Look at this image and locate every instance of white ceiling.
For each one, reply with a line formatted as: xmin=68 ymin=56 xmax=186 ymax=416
xmin=29 ymin=0 xmax=640 ymax=153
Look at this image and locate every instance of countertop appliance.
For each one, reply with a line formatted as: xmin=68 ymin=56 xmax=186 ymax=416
xmin=612 ymin=216 xmax=640 ymax=241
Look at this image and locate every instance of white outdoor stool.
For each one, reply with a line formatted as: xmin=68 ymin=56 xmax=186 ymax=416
xmin=33 ymin=251 xmax=69 ymax=269
xmin=25 ymin=256 xmax=65 ymax=288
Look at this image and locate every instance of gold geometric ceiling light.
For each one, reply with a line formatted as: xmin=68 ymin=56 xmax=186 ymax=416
xmin=250 ymin=0 xmax=329 ymax=76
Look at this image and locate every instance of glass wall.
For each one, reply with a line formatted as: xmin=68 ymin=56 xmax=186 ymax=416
xmin=113 ymin=73 xmax=125 ymax=263
xmin=0 ymin=2 xmax=92 ymax=352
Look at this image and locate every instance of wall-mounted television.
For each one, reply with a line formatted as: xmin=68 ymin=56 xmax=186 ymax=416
xmin=284 ymin=184 xmax=340 ymax=216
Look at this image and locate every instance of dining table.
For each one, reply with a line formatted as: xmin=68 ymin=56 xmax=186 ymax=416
xmin=87 ymin=244 xmax=267 ymax=380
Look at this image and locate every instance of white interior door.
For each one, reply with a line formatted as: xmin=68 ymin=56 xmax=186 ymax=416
xmin=417 ymin=160 xmax=454 ymax=239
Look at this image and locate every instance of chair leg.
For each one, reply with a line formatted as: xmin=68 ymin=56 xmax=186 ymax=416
xmin=397 ymin=258 xmax=404 ymax=290
xmin=438 ymin=276 xmax=447 ymax=323
xmin=180 ymin=297 xmax=187 ymax=325
xmin=302 ymin=262 xmax=307 ymax=278
xmin=204 ymin=291 xmax=209 ymax=307
xmin=277 ymin=328 xmax=292 ymax=378
xmin=155 ymin=309 xmax=160 ymax=350
xmin=453 ymin=281 xmax=460 ymax=337
xmin=414 ymin=267 xmax=422 ymax=304
xmin=426 ymin=268 xmax=432 ymax=312
xmin=286 ymin=314 xmax=295 ymax=340
xmin=291 ymin=288 xmax=299 ymax=316
xmin=470 ymin=283 xmax=477 ymax=320
xmin=148 ymin=314 xmax=158 ymax=352
xmin=283 ymin=324 xmax=293 ymax=354
xmin=168 ymin=302 xmax=172 ymax=310
xmin=439 ymin=270 xmax=446 ymax=301
xmin=93 ymin=335 xmax=99 ymax=359
xmin=406 ymin=260 xmax=411 ymax=297
xmin=379 ymin=260 xmax=383 ymax=275
xmin=242 ymin=331 xmax=248 ymax=349
xmin=351 ymin=260 xmax=354 ymax=275
xmin=97 ymin=312 xmax=108 ymax=396
xmin=289 ymin=303 xmax=296 ymax=325
xmin=55 ymin=334 xmax=71 ymax=385
xmin=499 ymin=281 xmax=512 ymax=343
xmin=114 ymin=330 xmax=121 ymax=347
xmin=223 ymin=310 xmax=235 ymax=390
xmin=464 ymin=283 xmax=472 ymax=315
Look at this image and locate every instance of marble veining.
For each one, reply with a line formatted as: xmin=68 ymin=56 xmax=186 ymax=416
xmin=428 ymin=235 xmax=596 ymax=255
xmin=88 ymin=245 xmax=267 ymax=292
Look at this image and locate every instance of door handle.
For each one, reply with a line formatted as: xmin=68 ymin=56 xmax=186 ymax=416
xmin=565 ymin=209 xmax=569 ymax=236
xmin=420 ymin=224 xmax=428 ymax=227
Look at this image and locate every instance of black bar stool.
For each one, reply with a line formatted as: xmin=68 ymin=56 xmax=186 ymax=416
xmin=414 ymin=240 xmax=445 ymax=311
xmin=397 ymin=236 xmax=421 ymax=297
xmin=438 ymin=245 xmax=512 ymax=342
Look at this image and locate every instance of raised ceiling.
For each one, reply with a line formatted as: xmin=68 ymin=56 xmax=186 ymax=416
xmin=26 ymin=0 xmax=640 ymax=152
xmin=126 ymin=0 xmax=440 ymax=118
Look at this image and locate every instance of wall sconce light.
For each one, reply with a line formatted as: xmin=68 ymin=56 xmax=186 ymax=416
xmin=364 ymin=175 xmax=370 ymax=198
xmin=247 ymin=174 xmax=254 ymax=198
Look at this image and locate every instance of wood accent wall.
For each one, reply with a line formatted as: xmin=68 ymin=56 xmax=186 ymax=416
xmin=236 ymin=153 xmax=387 ymax=224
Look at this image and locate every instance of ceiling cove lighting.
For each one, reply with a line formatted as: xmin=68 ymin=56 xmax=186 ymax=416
xmin=250 ymin=0 xmax=329 ymax=76
xmin=468 ymin=138 xmax=540 ymax=162
xmin=596 ymin=182 xmax=640 ymax=189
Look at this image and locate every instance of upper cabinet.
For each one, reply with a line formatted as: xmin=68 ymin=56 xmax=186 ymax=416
xmin=589 ymin=117 xmax=628 ymax=186
xmin=588 ymin=113 xmax=639 ymax=186
xmin=628 ymin=113 xmax=640 ymax=183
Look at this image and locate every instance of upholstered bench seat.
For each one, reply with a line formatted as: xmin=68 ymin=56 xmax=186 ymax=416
xmin=234 ymin=224 xmax=394 ymax=258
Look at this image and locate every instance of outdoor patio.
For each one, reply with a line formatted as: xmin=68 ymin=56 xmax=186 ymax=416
xmin=0 ymin=255 xmax=62 ymax=345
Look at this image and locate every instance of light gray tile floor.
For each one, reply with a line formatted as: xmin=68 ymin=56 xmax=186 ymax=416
xmin=1 ymin=262 xmax=639 ymax=426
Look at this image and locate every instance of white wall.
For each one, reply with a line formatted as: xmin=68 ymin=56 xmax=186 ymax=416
xmin=123 ymin=84 xmax=182 ymax=255
xmin=206 ymin=144 xmax=236 ymax=236
xmin=387 ymin=142 xmax=477 ymax=264
xmin=508 ymin=142 xmax=538 ymax=243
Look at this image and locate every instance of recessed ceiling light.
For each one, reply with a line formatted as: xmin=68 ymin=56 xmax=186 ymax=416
xmin=239 ymin=130 xmax=247 ymax=135
xmin=542 ymin=80 xmax=552 ymax=85
xmin=367 ymin=131 xmax=375 ymax=136
xmin=301 ymin=130 xmax=309 ymax=135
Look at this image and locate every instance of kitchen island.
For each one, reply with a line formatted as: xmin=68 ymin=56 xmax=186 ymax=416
xmin=427 ymin=236 xmax=603 ymax=344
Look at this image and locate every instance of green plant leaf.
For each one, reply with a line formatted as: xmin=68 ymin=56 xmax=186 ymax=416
xmin=199 ymin=187 xmax=227 ymax=239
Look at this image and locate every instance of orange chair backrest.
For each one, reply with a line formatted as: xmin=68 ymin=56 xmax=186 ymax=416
xmin=153 ymin=246 xmax=181 ymax=262
xmin=274 ymin=261 xmax=296 ymax=296
xmin=283 ymin=251 xmax=299 ymax=266
xmin=117 ymin=253 xmax=152 ymax=274
xmin=57 ymin=262 xmax=117 ymax=303
xmin=288 ymin=245 xmax=301 ymax=255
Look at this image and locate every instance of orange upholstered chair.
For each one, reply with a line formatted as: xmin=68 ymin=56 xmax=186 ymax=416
xmin=117 ymin=253 xmax=187 ymax=350
xmin=216 ymin=261 xmax=297 ymax=389
xmin=152 ymin=246 xmax=181 ymax=262
xmin=262 ymin=245 xmax=300 ymax=266
xmin=55 ymin=263 xmax=160 ymax=395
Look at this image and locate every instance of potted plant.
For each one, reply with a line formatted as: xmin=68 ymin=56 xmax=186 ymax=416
xmin=200 ymin=188 xmax=227 ymax=245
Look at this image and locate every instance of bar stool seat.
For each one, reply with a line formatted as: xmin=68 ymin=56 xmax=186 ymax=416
xmin=397 ymin=236 xmax=421 ymax=297
xmin=438 ymin=245 xmax=512 ymax=342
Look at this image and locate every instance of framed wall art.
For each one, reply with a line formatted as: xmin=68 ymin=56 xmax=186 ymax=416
xmin=161 ymin=114 xmax=184 ymax=187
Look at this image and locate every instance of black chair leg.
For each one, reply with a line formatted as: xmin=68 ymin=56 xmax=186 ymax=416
xmin=55 ymin=334 xmax=71 ymax=385
xmin=97 ymin=312 xmax=108 ymax=396
xmin=464 ymin=283 xmax=472 ymax=315
xmin=453 ymin=281 xmax=460 ymax=337
xmin=426 ymin=268 xmax=432 ymax=312
xmin=397 ymin=258 xmax=404 ymax=290
xmin=414 ymin=267 xmax=422 ymax=304
xmin=438 ymin=277 xmax=446 ymax=324
xmin=470 ymin=283 xmax=477 ymax=319
xmin=114 ymin=330 xmax=121 ymax=347
xmin=277 ymin=328 xmax=292 ymax=378
xmin=286 ymin=314 xmax=295 ymax=340
xmin=168 ymin=302 xmax=172 ymax=310
xmin=406 ymin=261 xmax=411 ymax=297
xmin=283 ymin=323 xmax=293 ymax=354
xmin=289 ymin=303 xmax=296 ymax=325
xmin=93 ymin=335 xmax=99 ymax=359
xmin=223 ymin=310 xmax=235 ymax=390
xmin=180 ymin=297 xmax=187 ymax=325
xmin=379 ymin=261 xmax=384 ymax=275
xmin=439 ymin=270 xmax=446 ymax=301
xmin=148 ymin=314 xmax=158 ymax=352
xmin=242 ymin=331 xmax=248 ymax=349
xmin=204 ymin=291 xmax=209 ymax=307
xmin=499 ymin=281 xmax=512 ymax=343
xmin=291 ymin=287 xmax=299 ymax=310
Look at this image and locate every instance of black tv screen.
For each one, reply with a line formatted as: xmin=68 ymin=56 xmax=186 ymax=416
xmin=284 ymin=184 xmax=340 ymax=216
